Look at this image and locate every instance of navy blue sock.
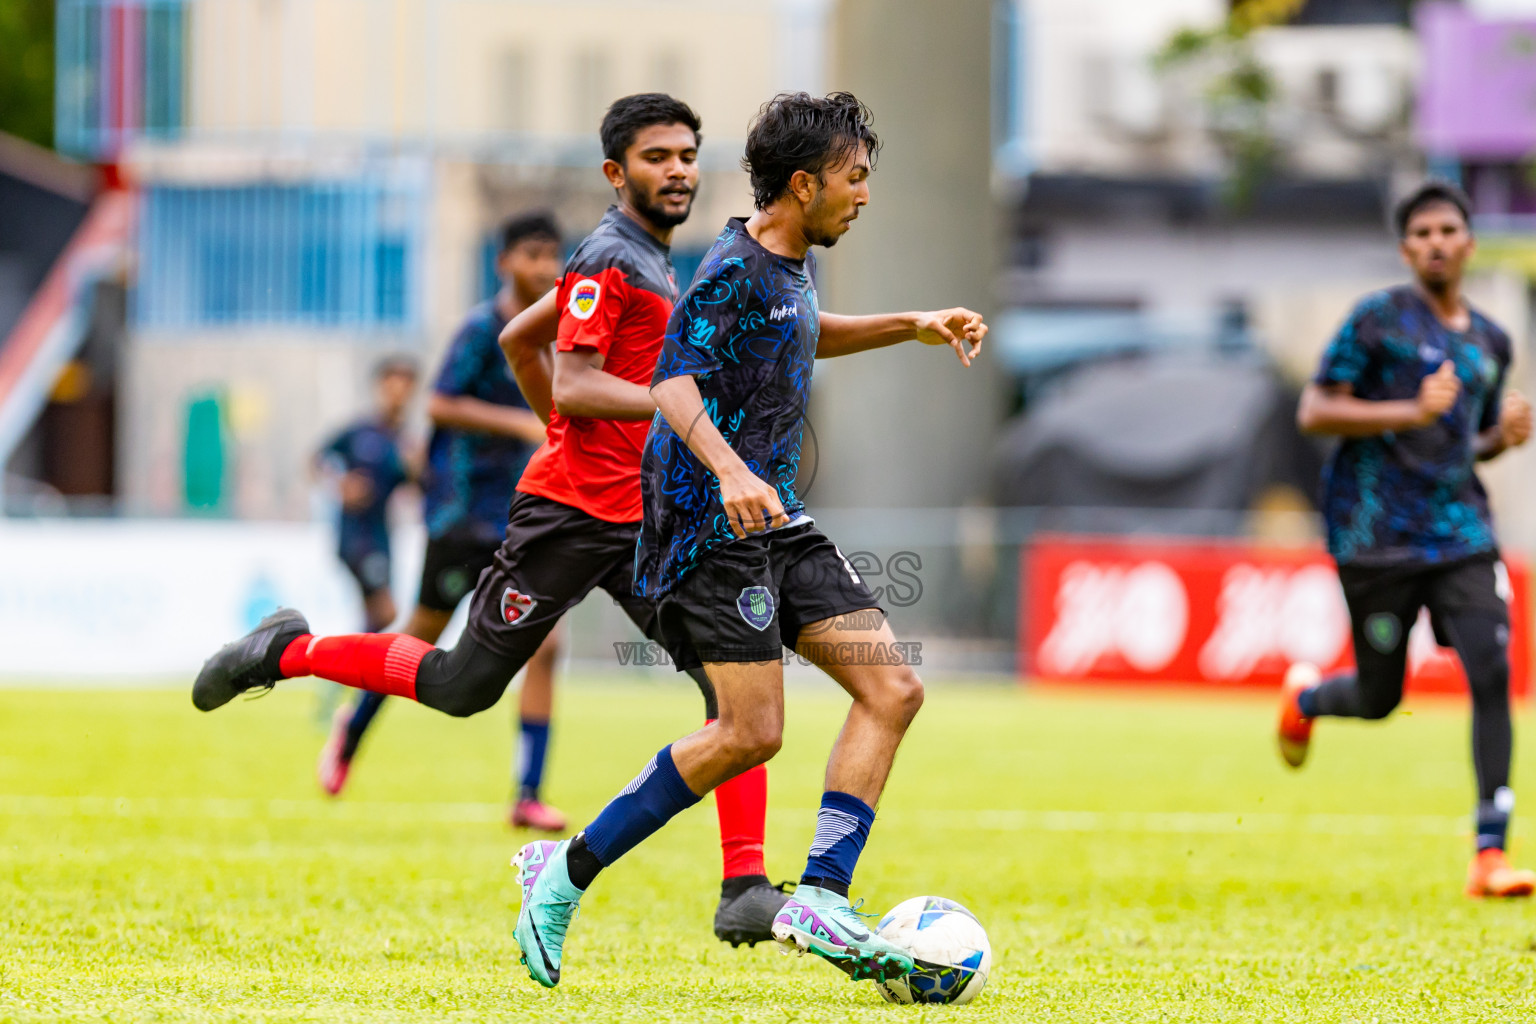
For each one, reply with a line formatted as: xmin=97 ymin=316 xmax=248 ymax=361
xmin=579 ymin=745 xmax=701 ymax=873
xmin=1296 ymin=684 xmax=1322 ymax=719
xmin=516 ymin=717 xmax=551 ymax=801
xmin=1477 ymin=787 xmax=1514 ymax=851
xmin=800 ymin=791 xmax=876 ymax=899
xmin=342 ymin=692 xmax=387 ymax=760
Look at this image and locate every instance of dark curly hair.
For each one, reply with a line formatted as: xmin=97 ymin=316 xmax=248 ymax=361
xmin=1394 ymin=180 xmax=1471 ymax=238
xmin=599 ymin=93 xmax=702 ymax=165
xmin=742 ymin=92 xmax=881 ymax=210
xmin=499 ymin=211 xmax=560 ymax=253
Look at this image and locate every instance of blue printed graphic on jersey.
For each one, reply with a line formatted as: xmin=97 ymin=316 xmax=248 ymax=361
xmin=423 ymin=300 xmax=535 ymax=541
xmin=635 ymin=219 xmax=820 ymax=597
xmin=1314 ymin=285 xmax=1511 ymax=566
xmin=319 ymin=419 xmax=409 ymax=563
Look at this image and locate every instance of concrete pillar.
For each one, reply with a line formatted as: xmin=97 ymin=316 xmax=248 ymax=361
xmin=808 ymin=0 xmax=1003 ymax=508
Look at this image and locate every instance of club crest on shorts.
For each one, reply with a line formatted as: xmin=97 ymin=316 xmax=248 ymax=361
xmin=501 ymin=587 xmax=537 ymax=625
xmin=737 ymin=586 xmax=775 ymax=631
xmin=568 ymin=279 xmax=601 ymax=320
xmin=1365 ymin=612 xmax=1401 ymax=654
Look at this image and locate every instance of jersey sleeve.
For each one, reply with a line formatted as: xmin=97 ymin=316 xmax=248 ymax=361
xmin=317 ymin=426 xmax=354 ymax=469
xmin=652 ymin=256 xmax=749 ymax=384
xmin=433 ymin=324 xmax=480 ymax=398
xmin=556 ymin=253 xmax=630 ymax=359
xmin=1478 ymin=324 xmax=1513 ymax=432
xmin=1314 ymin=295 xmax=1385 ymax=389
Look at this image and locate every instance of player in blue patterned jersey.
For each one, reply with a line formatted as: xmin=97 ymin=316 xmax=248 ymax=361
xmin=318 ymin=214 xmax=569 ymax=833
xmin=508 ymin=92 xmax=989 ymax=988
xmin=1278 ymin=181 xmax=1536 ymax=898
xmin=315 ymin=356 xmax=418 ymax=632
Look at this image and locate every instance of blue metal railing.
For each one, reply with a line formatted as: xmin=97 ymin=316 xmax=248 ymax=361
xmin=136 ymin=176 xmax=426 ymax=332
xmin=56 ymin=0 xmax=188 ymax=161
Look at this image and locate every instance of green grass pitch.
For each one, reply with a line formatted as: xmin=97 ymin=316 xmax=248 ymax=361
xmin=5 ymin=676 xmax=1536 ymax=1022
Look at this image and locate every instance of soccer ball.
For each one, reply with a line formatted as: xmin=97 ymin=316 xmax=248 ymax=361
xmin=873 ymin=896 xmax=991 ymax=1005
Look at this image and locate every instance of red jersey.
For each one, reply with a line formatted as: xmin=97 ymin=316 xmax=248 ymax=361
xmin=517 ymin=206 xmax=678 ymax=523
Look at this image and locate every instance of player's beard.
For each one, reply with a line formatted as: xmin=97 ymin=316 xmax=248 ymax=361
xmin=629 ymin=182 xmax=694 ymax=230
xmin=803 ymin=191 xmax=846 ymax=248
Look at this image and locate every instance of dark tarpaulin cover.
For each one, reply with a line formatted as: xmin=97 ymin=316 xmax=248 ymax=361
xmin=992 ymin=356 xmax=1319 ymax=511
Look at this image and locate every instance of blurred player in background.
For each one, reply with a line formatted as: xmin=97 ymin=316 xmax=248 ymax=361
xmin=198 ymin=95 xmax=792 ymax=947
xmin=1281 ymin=180 xmax=1536 ymax=898
xmin=314 ymin=356 xmax=419 ymax=636
xmin=316 ymin=213 xmax=568 ymax=834
xmin=510 ymin=91 xmax=988 ymax=988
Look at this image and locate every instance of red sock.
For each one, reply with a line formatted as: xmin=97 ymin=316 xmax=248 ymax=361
xmin=709 ymin=718 xmax=768 ymax=879
xmin=278 ymin=633 xmax=432 ymax=700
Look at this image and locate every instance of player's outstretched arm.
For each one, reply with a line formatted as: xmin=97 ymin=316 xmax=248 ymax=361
xmin=652 ymin=374 xmax=787 ymax=537
xmin=816 ymin=309 xmax=987 ymax=365
xmin=1297 ymin=361 xmax=1460 ymax=437
xmin=427 ymin=392 xmax=547 ymax=444
xmin=500 ymin=289 xmax=559 ymax=424
xmin=552 ymin=350 xmax=657 ymax=420
xmin=1476 ymin=389 xmax=1532 ymax=461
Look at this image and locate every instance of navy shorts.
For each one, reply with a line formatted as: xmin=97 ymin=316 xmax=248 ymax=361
xmin=341 ymin=547 xmax=392 ymax=598
xmin=654 ymin=524 xmax=883 ymax=669
xmin=417 ymin=532 xmax=501 ymax=613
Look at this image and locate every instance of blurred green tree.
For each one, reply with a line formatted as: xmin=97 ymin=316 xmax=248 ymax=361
xmin=1156 ymin=0 xmax=1307 ymax=209
xmin=0 ymin=0 xmax=54 ymax=149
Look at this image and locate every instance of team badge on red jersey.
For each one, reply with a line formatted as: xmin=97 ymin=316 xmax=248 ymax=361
xmin=501 ymin=587 xmax=538 ymax=625
xmin=569 ymin=279 xmax=601 ymax=320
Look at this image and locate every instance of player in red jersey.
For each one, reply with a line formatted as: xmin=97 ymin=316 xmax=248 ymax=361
xmin=193 ymin=94 xmax=787 ymax=946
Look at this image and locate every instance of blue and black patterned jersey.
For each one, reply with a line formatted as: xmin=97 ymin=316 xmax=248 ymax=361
xmin=635 ymin=218 xmax=820 ymax=597
xmin=1315 ymin=285 xmax=1511 ymax=566
xmin=319 ymin=420 xmax=408 ymax=561
xmin=423 ymin=300 xmax=535 ymax=542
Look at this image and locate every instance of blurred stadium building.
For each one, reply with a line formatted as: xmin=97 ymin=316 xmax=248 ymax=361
xmin=1 ymin=0 xmax=1536 ymax=679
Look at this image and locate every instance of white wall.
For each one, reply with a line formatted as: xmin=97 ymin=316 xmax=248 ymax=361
xmin=1020 ymin=0 xmax=1417 ymax=180
xmin=0 ymin=520 xmax=360 ymax=679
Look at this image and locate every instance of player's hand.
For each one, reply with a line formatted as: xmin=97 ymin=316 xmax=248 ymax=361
xmin=719 ymin=467 xmax=787 ymax=538
xmin=914 ymin=308 xmax=988 ymax=367
xmin=1501 ymin=389 xmax=1533 ymax=448
xmin=1415 ymin=361 xmax=1460 ymax=426
xmin=339 ymin=471 xmax=375 ymax=511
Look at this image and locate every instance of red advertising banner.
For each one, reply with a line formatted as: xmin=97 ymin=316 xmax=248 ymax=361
xmin=1020 ymin=536 xmax=1530 ymax=698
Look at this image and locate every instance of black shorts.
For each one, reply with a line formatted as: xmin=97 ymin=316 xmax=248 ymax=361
xmin=1338 ymin=551 xmax=1509 ymax=655
xmin=417 ymin=532 xmax=501 ymax=613
xmin=464 ymin=491 xmax=662 ymax=661
xmin=655 ymin=524 xmax=883 ymax=669
xmin=342 ymin=548 xmax=392 ymax=599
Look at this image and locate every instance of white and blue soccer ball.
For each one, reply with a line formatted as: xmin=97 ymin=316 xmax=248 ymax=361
xmin=874 ymin=896 xmax=991 ymax=1005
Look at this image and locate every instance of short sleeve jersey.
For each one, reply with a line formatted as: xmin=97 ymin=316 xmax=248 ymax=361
xmin=517 ymin=205 xmax=678 ymax=522
xmin=635 ymin=218 xmax=820 ymax=598
xmin=1314 ymin=285 xmax=1511 ymax=567
xmin=319 ymin=420 xmax=408 ymax=560
xmin=423 ymin=300 xmax=535 ymax=542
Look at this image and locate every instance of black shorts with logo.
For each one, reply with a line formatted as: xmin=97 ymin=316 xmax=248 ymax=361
xmin=1338 ymin=551 xmax=1509 ymax=668
xmin=655 ymin=523 xmax=884 ymax=669
xmin=417 ymin=532 xmax=501 ymax=613
xmin=464 ymin=491 xmax=664 ymax=661
xmin=342 ymin=547 xmax=392 ymax=600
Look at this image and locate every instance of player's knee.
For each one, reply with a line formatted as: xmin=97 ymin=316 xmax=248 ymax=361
xmin=718 ymin=717 xmax=782 ymax=768
xmin=1358 ymin=692 xmax=1400 ymax=720
xmin=871 ymin=666 xmax=924 ymax=726
xmin=434 ymin=687 xmax=501 ymax=718
xmin=426 ymin=668 xmax=507 ymax=718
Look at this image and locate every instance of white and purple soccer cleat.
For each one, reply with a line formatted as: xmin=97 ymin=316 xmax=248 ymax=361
xmin=770 ymin=885 xmax=916 ymax=982
xmin=510 ymin=839 xmax=584 ymax=987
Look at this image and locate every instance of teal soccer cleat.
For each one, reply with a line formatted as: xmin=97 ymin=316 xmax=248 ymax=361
xmin=771 ymin=885 xmax=916 ymax=982
xmin=511 ymin=839 xmax=585 ymax=987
